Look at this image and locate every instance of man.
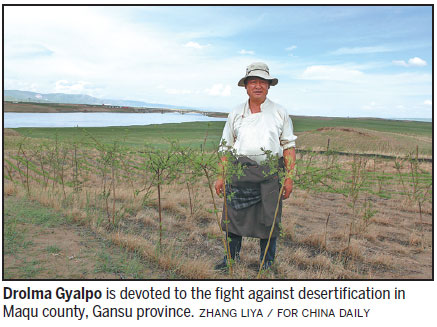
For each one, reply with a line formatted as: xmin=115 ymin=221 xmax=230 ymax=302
xmin=214 ymin=62 xmax=297 ymax=271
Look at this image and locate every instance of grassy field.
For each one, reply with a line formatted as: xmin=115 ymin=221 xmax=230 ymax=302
xmin=7 ymin=115 xmax=432 ymax=156
xmin=290 ymin=116 xmax=432 ymax=136
xmin=3 ymin=118 xmax=433 ymax=279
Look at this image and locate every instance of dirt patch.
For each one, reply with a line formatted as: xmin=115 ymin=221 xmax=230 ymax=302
xmin=3 ymin=129 xmax=21 ymax=137
xmin=296 ymin=127 xmax=432 ymax=158
xmin=316 ymin=127 xmax=371 ymax=137
xmin=4 ymin=223 xmax=108 ymax=279
xmin=3 ymin=196 xmax=173 ymax=279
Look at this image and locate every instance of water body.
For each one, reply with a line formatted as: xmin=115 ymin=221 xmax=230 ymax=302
xmin=4 ymin=112 xmax=227 ymax=128
xmin=4 ymin=112 xmax=430 ymax=128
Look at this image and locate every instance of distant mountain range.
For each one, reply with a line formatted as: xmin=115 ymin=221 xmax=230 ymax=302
xmin=3 ymin=90 xmax=198 ymax=110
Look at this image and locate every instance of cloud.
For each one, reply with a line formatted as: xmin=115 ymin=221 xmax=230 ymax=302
xmin=205 ymin=84 xmax=232 ymax=96
xmin=392 ymin=60 xmax=408 ymax=67
xmin=331 ymin=46 xmax=392 ymax=55
xmin=408 ymin=57 xmax=427 ymax=66
xmin=279 ymin=67 xmax=431 ymax=118
xmin=285 ymin=45 xmax=297 ymax=56
xmin=55 ymin=80 xmax=92 ymax=94
xmin=165 ymin=88 xmax=192 ymax=95
xmin=362 ymin=101 xmax=383 ymax=111
xmin=424 ymin=100 xmax=432 ymax=106
xmin=5 ymin=42 xmax=54 ymax=59
xmin=301 ymin=65 xmax=364 ymax=81
xmin=3 ymin=6 xmax=431 ymax=118
xmin=239 ymin=49 xmax=255 ymax=55
xmin=393 ymin=57 xmax=427 ymax=67
xmin=184 ymin=41 xmax=210 ymax=49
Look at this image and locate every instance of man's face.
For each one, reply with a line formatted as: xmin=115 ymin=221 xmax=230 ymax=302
xmin=245 ymin=77 xmax=270 ymax=102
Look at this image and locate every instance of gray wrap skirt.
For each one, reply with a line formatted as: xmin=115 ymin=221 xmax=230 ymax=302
xmin=221 ymin=156 xmax=284 ymax=239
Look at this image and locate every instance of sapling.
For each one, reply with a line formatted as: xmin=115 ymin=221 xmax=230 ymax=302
xmin=72 ymin=142 xmax=81 ymax=194
xmin=4 ymin=158 xmax=15 ymax=184
xmin=360 ymin=196 xmax=377 ymax=232
xmin=175 ymin=145 xmax=203 ymax=220
xmin=142 ymin=141 xmax=183 ymax=251
xmin=57 ymin=144 xmax=70 ymax=200
xmin=257 ymin=148 xmax=295 ymax=278
xmin=294 ymin=150 xmax=339 ymax=194
xmin=407 ymin=149 xmax=432 ymax=244
xmin=14 ymin=140 xmax=26 ymax=184
xmin=375 ymin=170 xmax=389 ymax=198
xmin=96 ymin=146 xmax=111 ymax=221
xmin=110 ymin=144 xmax=118 ymax=224
xmin=52 ymin=134 xmax=60 ymax=191
xmin=12 ymin=142 xmax=26 ymax=188
xmin=84 ymin=130 xmax=122 ymax=224
xmin=128 ymin=152 xmax=157 ymax=205
xmin=324 ymin=213 xmax=331 ymax=250
xmin=119 ymin=149 xmax=143 ymax=199
xmin=216 ymin=143 xmax=247 ymax=275
xmin=192 ymin=139 xmax=243 ymax=275
xmin=394 ymin=157 xmax=408 ymax=198
xmin=346 ymin=155 xmax=368 ymax=216
xmin=30 ymin=144 xmax=48 ymax=189
xmin=17 ymin=143 xmax=31 ymax=195
xmin=200 ymin=153 xmax=233 ymax=273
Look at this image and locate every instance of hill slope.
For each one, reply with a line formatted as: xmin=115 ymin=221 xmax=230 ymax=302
xmin=4 ymin=89 xmax=198 ymax=110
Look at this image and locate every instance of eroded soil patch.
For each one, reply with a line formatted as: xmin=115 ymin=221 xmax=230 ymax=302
xmin=4 ymin=196 xmax=174 ymax=279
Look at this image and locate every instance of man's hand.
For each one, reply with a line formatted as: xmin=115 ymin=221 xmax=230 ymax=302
xmin=282 ymin=178 xmax=293 ymax=199
xmin=282 ymin=148 xmax=295 ymax=200
xmin=215 ymin=156 xmax=228 ymax=196
xmin=215 ymin=178 xmax=224 ymax=196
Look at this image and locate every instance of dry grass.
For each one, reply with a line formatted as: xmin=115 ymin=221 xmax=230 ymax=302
xmin=296 ymin=127 xmax=432 ymax=158
xmin=3 ymin=136 xmax=432 ymax=280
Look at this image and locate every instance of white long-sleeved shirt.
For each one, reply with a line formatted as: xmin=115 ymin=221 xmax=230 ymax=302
xmin=219 ymin=98 xmax=297 ymax=164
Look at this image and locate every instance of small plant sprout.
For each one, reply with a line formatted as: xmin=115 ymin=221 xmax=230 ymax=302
xmin=142 ymin=141 xmax=183 ymax=251
xmin=257 ymin=147 xmax=295 ymax=278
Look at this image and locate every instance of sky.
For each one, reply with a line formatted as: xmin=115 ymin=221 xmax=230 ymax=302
xmin=3 ymin=5 xmax=433 ymax=118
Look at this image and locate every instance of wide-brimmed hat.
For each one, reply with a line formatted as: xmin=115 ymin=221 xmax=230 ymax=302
xmin=238 ymin=62 xmax=278 ymax=87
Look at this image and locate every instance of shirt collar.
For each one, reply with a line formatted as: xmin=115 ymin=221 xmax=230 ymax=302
xmin=244 ymin=97 xmax=271 ymax=116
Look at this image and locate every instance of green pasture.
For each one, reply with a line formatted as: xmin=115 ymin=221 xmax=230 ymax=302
xmin=7 ymin=116 xmax=432 ymax=152
xmin=9 ymin=122 xmax=225 ymax=151
xmin=290 ymin=116 xmax=432 ymax=136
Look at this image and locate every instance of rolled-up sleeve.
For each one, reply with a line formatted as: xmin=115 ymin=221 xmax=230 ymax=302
xmin=218 ymin=113 xmax=235 ymax=153
xmin=280 ymin=114 xmax=297 ymax=149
